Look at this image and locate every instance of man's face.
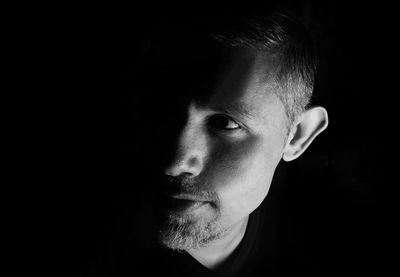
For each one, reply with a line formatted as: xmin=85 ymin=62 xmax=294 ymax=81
xmin=156 ymin=48 xmax=288 ymax=250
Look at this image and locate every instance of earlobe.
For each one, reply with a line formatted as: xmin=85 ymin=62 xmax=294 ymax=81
xmin=282 ymin=106 xmax=328 ymax=162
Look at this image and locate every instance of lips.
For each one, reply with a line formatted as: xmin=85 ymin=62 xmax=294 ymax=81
xmin=158 ymin=192 xmax=208 ymax=214
xmin=172 ymin=199 xmax=205 ymax=213
xmin=169 ymin=193 xmax=208 ymax=202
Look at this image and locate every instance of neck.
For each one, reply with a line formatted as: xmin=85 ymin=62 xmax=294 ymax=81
xmin=187 ymin=216 xmax=249 ymax=270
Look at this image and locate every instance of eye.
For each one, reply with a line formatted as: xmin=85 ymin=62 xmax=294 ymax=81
xmin=208 ymin=114 xmax=241 ymax=130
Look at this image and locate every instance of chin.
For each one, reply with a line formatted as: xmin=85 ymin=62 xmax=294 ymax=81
xmin=158 ymin=211 xmax=225 ymax=251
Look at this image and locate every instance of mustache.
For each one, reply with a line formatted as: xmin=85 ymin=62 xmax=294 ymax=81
xmin=163 ymin=175 xmax=219 ymax=203
xmin=165 ymin=175 xmax=196 ymax=188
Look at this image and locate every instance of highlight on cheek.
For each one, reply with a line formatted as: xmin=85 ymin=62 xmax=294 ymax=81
xmin=209 ymin=134 xmax=261 ymax=174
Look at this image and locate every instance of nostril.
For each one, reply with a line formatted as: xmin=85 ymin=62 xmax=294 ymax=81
xmin=187 ymin=157 xmax=200 ymax=168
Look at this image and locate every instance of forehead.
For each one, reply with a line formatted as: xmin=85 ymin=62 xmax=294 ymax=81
xmin=142 ymin=37 xmax=284 ymax=122
xmin=209 ymin=49 xmax=279 ymax=116
xmin=144 ymin=37 xmax=227 ymax=100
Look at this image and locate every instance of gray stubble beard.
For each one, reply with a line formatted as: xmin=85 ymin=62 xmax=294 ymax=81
xmin=158 ymin=210 xmax=226 ymax=251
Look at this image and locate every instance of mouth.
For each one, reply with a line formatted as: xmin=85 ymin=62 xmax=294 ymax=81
xmin=158 ymin=192 xmax=210 ymax=214
xmin=169 ymin=193 xmax=209 ymax=202
xmin=173 ymin=199 xmax=206 ymax=213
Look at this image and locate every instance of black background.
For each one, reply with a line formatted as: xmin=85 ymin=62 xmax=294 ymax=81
xmin=15 ymin=1 xmax=393 ymax=275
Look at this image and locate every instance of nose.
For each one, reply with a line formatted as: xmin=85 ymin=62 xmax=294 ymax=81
xmin=164 ymin=122 xmax=207 ymax=178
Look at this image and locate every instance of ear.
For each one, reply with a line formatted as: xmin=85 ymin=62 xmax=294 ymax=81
xmin=282 ymin=106 xmax=328 ymax=162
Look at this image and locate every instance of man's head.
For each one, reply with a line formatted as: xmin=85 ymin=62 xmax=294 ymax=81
xmin=141 ymin=10 xmax=328 ymax=251
xmin=213 ymin=11 xmax=318 ymax=128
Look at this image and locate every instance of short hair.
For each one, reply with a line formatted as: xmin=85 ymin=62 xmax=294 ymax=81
xmin=210 ymin=10 xmax=318 ymax=126
xmin=133 ymin=8 xmax=317 ymax=128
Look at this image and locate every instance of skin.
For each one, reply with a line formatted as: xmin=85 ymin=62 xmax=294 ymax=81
xmin=158 ymin=48 xmax=328 ymax=269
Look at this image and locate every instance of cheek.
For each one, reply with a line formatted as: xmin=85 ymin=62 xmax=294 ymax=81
xmin=205 ymin=134 xmax=283 ymax=220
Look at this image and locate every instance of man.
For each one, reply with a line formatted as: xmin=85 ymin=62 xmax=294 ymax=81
xmin=88 ymin=7 xmax=329 ymax=277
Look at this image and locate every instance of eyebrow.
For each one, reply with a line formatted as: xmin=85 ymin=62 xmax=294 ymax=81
xmin=209 ymin=102 xmax=255 ymax=120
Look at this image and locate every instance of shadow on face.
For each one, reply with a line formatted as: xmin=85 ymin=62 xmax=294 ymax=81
xmin=137 ymin=37 xmax=232 ymax=172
